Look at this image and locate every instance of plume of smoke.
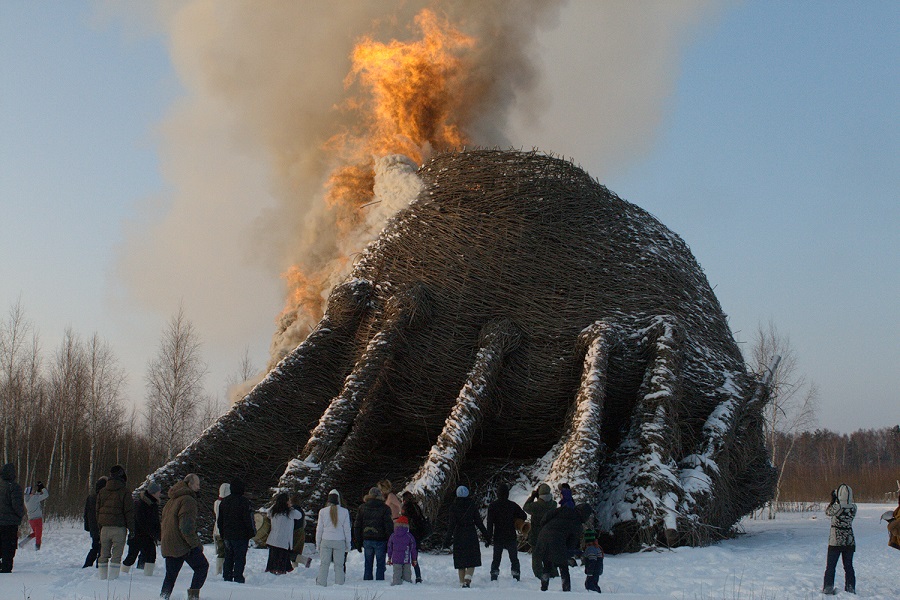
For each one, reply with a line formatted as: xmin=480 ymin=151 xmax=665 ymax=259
xmin=115 ymin=0 xmax=720 ymax=389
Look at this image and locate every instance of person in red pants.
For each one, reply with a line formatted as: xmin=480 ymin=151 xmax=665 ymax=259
xmin=21 ymin=481 xmax=49 ymax=550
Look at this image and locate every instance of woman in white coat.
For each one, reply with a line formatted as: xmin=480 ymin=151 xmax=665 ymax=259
xmin=316 ymin=489 xmax=352 ymax=586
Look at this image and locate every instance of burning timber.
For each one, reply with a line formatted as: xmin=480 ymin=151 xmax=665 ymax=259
xmin=144 ymin=149 xmax=775 ymax=552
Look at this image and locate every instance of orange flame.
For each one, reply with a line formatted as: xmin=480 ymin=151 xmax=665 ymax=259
xmin=281 ymin=9 xmax=476 ymax=327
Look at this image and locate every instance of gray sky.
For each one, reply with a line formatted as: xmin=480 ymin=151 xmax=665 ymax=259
xmin=1 ymin=1 xmax=897 ymax=432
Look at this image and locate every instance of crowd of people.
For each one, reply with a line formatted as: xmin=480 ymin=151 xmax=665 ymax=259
xmin=3 ymin=461 xmax=899 ymax=597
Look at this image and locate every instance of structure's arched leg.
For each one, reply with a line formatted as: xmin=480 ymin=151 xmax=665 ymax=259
xmin=595 ymin=316 xmax=685 ymax=550
xmin=275 ymin=284 xmax=431 ymax=503
xmin=545 ymin=321 xmax=620 ymax=507
xmin=403 ymin=319 xmax=521 ymax=519
xmin=140 ymin=279 xmax=372 ymax=528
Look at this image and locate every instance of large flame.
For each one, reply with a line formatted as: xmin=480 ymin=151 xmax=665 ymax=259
xmin=278 ymin=9 xmax=476 ymax=338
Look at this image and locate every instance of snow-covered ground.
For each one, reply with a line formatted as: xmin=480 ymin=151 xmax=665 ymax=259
xmin=2 ymin=504 xmax=897 ymax=599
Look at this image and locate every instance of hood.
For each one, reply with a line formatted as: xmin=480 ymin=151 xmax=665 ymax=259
xmin=838 ymin=484 xmax=854 ymax=506
xmin=104 ymin=477 xmax=125 ymax=492
xmin=167 ymin=481 xmax=194 ymax=500
xmin=229 ymin=479 xmax=246 ymax=496
xmin=328 ymin=488 xmax=341 ymax=505
xmin=218 ymin=482 xmax=231 ymax=498
xmin=1 ymin=463 xmax=15 ymax=481
xmin=497 ymin=483 xmax=509 ymax=500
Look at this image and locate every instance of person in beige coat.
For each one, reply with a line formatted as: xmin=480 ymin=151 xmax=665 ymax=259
xmin=160 ymin=474 xmax=208 ymax=600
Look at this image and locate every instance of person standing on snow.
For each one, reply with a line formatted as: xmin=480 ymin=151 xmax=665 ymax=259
xmin=121 ymin=481 xmax=161 ymax=576
xmin=486 ymin=482 xmax=527 ymax=581
xmin=20 ymin=480 xmax=49 ymax=550
xmin=0 ymin=463 xmax=25 ymax=573
xmin=523 ymin=483 xmax=557 ymax=578
xmin=82 ymin=477 xmax=107 ymax=568
xmin=160 ymin=473 xmax=209 ymax=600
xmin=822 ymin=483 xmax=857 ymax=595
xmin=95 ymin=465 xmax=135 ymax=580
xmin=315 ymin=489 xmax=351 ymax=586
xmin=353 ymin=486 xmax=394 ymax=581
xmin=211 ymin=482 xmax=230 ymax=576
xmin=444 ymin=485 xmax=489 ymax=588
xmin=387 ymin=515 xmax=418 ymax=585
xmin=401 ymin=491 xmax=430 ymax=583
xmin=216 ymin=478 xmax=255 ymax=584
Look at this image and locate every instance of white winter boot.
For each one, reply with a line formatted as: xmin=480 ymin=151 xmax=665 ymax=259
xmin=120 ymin=563 xmax=131 ymax=574
xmin=216 ymin=557 xmax=224 ymax=575
xmin=108 ymin=563 xmax=121 ymax=580
xmin=144 ymin=562 xmax=155 ymax=576
xmin=98 ymin=562 xmax=109 ymax=580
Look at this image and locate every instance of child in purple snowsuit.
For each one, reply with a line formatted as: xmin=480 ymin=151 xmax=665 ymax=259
xmin=386 ymin=516 xmax=417 ymax=586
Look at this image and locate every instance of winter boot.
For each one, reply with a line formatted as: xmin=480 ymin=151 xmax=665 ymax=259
xmin=144 ymin=562 xmax=155 ymax=576
xmin=845 ymin=584 xmax=856 ymax=594
xmin=108 ymin=563 xmax=121 ymax=580
xmin=35 ymin=542 xmax=40 ymax=551
xmin=821 ymin=586 xmax=836 ymax=595
xmin=121 ymin=563 xmax=131 ymax=574
xmin=216 ymin=557 xmax=224 ymax=575
xmin=98 ymin=562 xmax=109 ymax=580
xmin=540 ymin=574 xmax=550 ymax=591
xmin=187 ymin=588 xmax=201 ymax=599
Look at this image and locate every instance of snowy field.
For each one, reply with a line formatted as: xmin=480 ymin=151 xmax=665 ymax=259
xmin=2 ymin=504 xmax=898 ymax=600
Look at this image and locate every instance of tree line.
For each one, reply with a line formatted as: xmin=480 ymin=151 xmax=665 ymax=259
xmin=0 ymin=301 xmax=232 ymax=516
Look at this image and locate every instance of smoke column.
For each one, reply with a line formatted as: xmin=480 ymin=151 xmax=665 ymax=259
xmin=115 ymin=0 xmax=719 ymax=395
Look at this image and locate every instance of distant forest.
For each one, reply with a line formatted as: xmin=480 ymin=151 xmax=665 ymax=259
xmin=776 ymin=426 xmax=900 ymax=503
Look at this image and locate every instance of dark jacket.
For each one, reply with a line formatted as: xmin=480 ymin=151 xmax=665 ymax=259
xmin=534 ymin=506 xmax=584 ymax=567
xmin=0 ymin=463 xmax=25 ymax=527
xmin=134 ymin=491 xmax=161 ymax=541
xmin=161 ymin=481 xmax=201 ymax=558
xmin=444 ymin=496 xmax=488 ymax=569
xmin=401 ymin=498 xmax=430 ymax=542
xmin=353 ymin=498 xmax=394 ymax=546
xmin=84 ymin=494 xmax=100 ymax=539
xmin=523 ymin=496 xmax=557 ymax=547
xmin=96 ymin=476 xmax=135 ymax=531
xmin=486 ymin=490 xmax=527 ymax=546
xmin=216 ymin=481 xmax=255 ymax=541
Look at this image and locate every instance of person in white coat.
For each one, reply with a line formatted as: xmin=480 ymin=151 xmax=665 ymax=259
xmin=315 ymin=489 xmax=352 ymax=586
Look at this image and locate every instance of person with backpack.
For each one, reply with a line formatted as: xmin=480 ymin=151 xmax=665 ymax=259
xmin=486 ymin=482 xmax=527 ymax=581
xmin=401 ymin=491 xmax=429 ymax=583
xmin=0 ymin=463 xmax=25 ymax=573
xmin=216 ymin=478 xmax=255 ymax=584
xmin=20 ymin=480 xmax=49 ymax=550
xmin=353 ymin=486 xmax=394 ymax=580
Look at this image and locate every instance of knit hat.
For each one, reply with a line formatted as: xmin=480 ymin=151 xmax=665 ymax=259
xmin=395 ymin=516 xmax=409 ymax=526
xmin=456 ymin=485 xmax=469 ymax=498
xmin=147 ymin=481 xmax=162 ymax=495
xmin=583 ymin=529 xmax=597 ymax=542
xmin=537 ymin=483 xmax=552 ymax=501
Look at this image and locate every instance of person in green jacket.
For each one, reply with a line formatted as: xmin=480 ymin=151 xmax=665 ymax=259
xmin=523 ymin=483 xmax=557 ymax=579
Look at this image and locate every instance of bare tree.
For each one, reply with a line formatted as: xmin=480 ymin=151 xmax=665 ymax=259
xmin=0 ymin=299 xmax=32 ymax=464
xmin=145 ymin=307 xmax=207 ymax=459
xmin=85 ymin=334 xmax=126 ymax=489
xmin=750 ymin=321 xmax=818 ymax=518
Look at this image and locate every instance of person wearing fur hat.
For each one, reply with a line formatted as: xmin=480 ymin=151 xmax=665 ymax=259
xmin=353 ymin=486 xmax=393 ymax=580
xmin=444 ymin=485 xmax=489 ymax=588
xmin=95 ymin=464 xmax=135 ymax=580
xmin=0 ymin=463 xmax=25 ymax=573
xmin=216 ymin=478 xmax=255 ymax=583
xmin=82 ymin=477 xmax=106 ymax=568
xmin=822 ymin=483 xmax=857 ymax=595
xmin=523 ymin=482 xmax=557 ymax=578
xmin=160 ymin=473 xmax=208 ymax=600
xmin=20 ymin=480 xmax=48 ymax=550
xmin=387 ymin=515 xmax=418 ymax=585
xmin=316 ymin=489 xmax=351 ymax=586
xmin=486 ymin=482 xmax=527 ymax=581
xmin=121 ymin=481 xmax=161 ymax=576
xmin=211 ymin=482 xmax=230 ymax=575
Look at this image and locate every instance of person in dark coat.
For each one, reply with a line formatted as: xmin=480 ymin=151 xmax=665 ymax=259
xmin=401 ymin=491 xmax=429 ymax=583
xmin=486 ymin=483 xmax=527 ymax=581
xmin=216 ymin=478 xmax=255 ymax=583
xmin=122 ymin=481 xmax=162 ymax=576
xmin=0 ymin=463 xmax=26 ymax=573
xmin=523 ymin=483 xmax=557 ymax=578
xmin=444 ymin=485 xmax=488 ymax=588
xmin=82 ymin=477 xmax=107 ymax=568
xmin=534 ymin=503 xmax=590 ymax=592
xmin=353 ymin=487 xmax=394 ymax=581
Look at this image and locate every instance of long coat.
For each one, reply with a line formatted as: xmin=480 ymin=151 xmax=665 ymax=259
xmin=534 ymin=506 xmax=583 ymax=567
xmin=523 ymin=497 xmax=557 ymax=547
xmin=444 ymin=496 xmax=488 ymax=569
xmin=0 ymin=463 xmax=25 ymax=527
